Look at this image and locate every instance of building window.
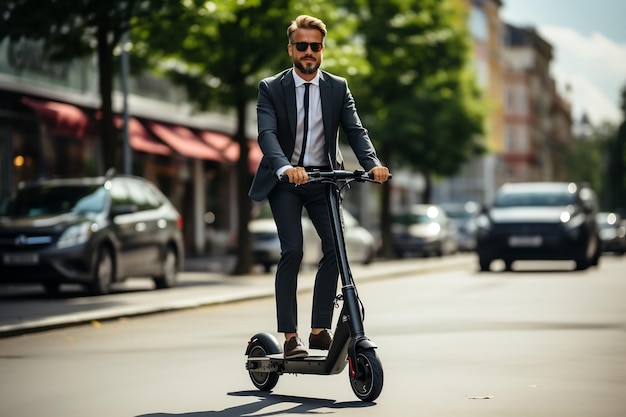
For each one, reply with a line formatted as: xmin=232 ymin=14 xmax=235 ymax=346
xmin=505 ymin=126 xmax=515 ymax=152
xmin=506 ymin=88 xmax=514 ymax=113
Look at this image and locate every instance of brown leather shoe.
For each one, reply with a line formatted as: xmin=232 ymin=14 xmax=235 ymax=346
xmin=309 ymin=329 xmax=333 ymax=350
xmin=284 ymin=336 xmax=308 ymax=359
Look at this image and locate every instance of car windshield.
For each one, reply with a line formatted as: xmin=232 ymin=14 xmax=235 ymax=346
xmin=493 ymin=191 xmax=575 ymax=207
xmin=1 ymin=185 xmax=107 ymax=217
xmin=393 ymin=213 xmax=435 ymax=225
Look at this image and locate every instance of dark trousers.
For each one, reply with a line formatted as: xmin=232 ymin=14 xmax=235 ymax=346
xmin=268 ymin=181 xmax=339 ymax=333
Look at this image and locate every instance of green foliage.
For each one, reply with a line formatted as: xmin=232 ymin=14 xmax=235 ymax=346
xmin=606 ymin=120 xmax=626 ymax=210
xmin=131 ymin=0 xmax=291 ymax=110
xmin=0 ymin=0 xmax=162 ymax=60
xmin=341 ymin=0 xmax=486 ymax=183
xmin=567 ymin=122 xmax=619 ymax=210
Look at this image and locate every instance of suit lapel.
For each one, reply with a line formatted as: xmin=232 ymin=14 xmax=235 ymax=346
xmin=319 ymin=72 xmax=336 ymax=166
xmin=281 ymin=70 xmax=297 ymax=152
xmin=319 ymin=72 xmax=333 ymax=144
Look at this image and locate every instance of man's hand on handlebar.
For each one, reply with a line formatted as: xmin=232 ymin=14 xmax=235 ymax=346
xmin=284 ymin=166 xmax=309 ymax=184
xmin=283 ymin=166 xmax=390 ymax=184
xmin=369 ymin=166 xmax=390 ymax=183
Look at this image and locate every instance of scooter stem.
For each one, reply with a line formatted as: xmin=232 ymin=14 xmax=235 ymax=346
xmin=325 ymin=183 xmax=365 ymax=339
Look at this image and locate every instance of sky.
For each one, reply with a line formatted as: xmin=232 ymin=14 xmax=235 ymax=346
xmin=500 ymin=0 xmax=626 ymax=126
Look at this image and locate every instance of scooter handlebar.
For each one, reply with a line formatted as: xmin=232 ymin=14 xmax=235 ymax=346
xmin=279 ymin=169 xmax=392 ymax=183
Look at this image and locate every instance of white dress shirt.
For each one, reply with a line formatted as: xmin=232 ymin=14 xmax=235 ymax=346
xmin=277 ymin=69 xmax=327 ymax=177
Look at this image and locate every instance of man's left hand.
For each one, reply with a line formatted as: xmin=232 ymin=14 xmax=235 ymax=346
xmin=369 ymin=166 xmax=390 ymax=183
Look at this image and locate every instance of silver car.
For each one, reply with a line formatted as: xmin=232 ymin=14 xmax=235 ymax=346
xmin=392 ymin=204 xmax=459 ymax=258
xmin=250 ymin=208 xmax=378 ymax=273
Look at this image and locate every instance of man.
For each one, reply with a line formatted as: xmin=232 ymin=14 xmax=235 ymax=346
xmin=249 ymin=14 xmax=390 ymax=359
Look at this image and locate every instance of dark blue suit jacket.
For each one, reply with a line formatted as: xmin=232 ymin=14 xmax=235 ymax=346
xmin=248 ymin=68 xmax=382 ymax=202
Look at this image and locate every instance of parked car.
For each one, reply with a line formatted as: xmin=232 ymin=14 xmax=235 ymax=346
xmin=597 ymin=212 xmax=626 ymax=255
xmin=439 ymin=201 xmax=479 ymax=252
xmin=392 ymin=204 xmax=458 ymax=258
xmin=250 ymin=207 xmax=378 ymax=273
xmin=475 ymin=182 xmax=601 ymax=271
xmin=0 ymin=173 xmax=184 ymax=295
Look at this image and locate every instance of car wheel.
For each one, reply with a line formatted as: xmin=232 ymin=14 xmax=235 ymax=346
xmin=88 ymin=246 xmax=114 ymax=295
xmin=153 ymin=247 xmax=178 ymax=289
xmin=504 ymin=260 xmax=514 ymax=271
xmin=591 ymin=238 xmax=601 ymax=266
xmin=362 ymin=248 xmax=374 ymax=265
xmin=575 ymin=257 xmax=590 ymax=271
xmin=479 ymin=257 xmax=491 ymax=272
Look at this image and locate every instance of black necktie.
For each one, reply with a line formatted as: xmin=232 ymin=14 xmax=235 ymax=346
xmin=297 ymin=83 xmax=311 ymax=167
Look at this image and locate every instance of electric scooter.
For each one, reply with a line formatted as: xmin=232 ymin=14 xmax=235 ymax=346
xmin=245 ymin=169 xmax=390 ymax=402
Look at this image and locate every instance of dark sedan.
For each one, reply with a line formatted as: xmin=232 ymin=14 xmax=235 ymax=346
xmin=476 ymin=182 xmax=601 ymax=271
xmin=0 ymin=173 xmax=184 ymax=295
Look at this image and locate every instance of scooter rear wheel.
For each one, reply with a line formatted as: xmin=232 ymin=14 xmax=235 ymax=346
xmin=247 ymin=342 xmax=280 ymax=391
xmin=349 ymin=349 xmax=383 ymax=402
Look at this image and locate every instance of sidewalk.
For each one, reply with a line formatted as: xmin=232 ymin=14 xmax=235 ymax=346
xmin=0 ymin=254 xmax=476 ymax=337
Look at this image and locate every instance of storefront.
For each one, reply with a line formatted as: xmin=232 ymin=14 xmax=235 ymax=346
xmin=0 ymin=87 xmax=262 ymax=256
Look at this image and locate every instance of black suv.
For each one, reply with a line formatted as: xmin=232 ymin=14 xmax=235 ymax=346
xmin=0 ymin=174 xmax=184 ymax=295
xmin=476 ymin=182 xmax=601 ymax=271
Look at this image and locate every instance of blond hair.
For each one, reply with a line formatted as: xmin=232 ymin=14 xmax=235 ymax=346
xmin=287 ymin=15 xmax=327 ymax=42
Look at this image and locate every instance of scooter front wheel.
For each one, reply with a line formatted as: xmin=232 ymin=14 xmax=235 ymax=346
xmin=349 ymin=348 xmax=384 ymax=402
xmin=247 ymin=337 xmax=280 ymax=391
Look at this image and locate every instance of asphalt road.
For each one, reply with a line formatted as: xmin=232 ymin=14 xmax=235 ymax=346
xmin=1 ymin=254 xmax=625 ymax=417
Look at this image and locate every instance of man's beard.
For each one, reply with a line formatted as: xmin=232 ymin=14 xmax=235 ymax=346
xmin=294 ymin=57 xmax=320 ymax=75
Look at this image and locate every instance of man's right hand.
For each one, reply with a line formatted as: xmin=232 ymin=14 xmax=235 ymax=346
xmin=284 ymin=166 xmax=308 ymax=184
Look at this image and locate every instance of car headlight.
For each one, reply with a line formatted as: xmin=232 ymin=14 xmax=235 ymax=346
xmin=562 ymin=212 xmax=584 ymax=229
xmin=57 ymin=222 xmax=95 ymax=249
xmin=475 ymin=214 xmax=491 ymax=235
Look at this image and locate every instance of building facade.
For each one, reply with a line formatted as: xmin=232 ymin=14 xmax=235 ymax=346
xmin=502 ymin=23 xmax=573 ymax=184
xmin=435 ymin=0 xmax=573 ymax=206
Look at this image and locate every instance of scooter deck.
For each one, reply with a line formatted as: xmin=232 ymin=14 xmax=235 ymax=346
xmin=248 ymin=353 xmax=348 ymax=375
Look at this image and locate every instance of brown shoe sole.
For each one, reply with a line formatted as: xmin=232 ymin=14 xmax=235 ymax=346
xmin=284 ymin=350 xmax=308 ymax=359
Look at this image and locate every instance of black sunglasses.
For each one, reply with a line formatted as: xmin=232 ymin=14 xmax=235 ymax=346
xmin=291 ymin=42 xmax=323 ymax=52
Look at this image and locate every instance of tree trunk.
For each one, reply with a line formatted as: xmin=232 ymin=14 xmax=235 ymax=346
xmin=231 ymin=97 xmax=253 ymax=275
xmin=97 ymin=21 xmax=119 ymax=174
xmin=421 ymin=171 xmax=433 ymax=204
xmin=380 ymin=144 xmax=394 ymax=259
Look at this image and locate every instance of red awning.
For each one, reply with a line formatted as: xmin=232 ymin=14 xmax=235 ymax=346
xmin=199 ymin=130 xmax=239 ymax=162
xmin=114 ymin=117 xmax=171 ymax=156
xmin=198 ymin=130 xmax=262 ymax=173
xmin=21 ymin=96 xmax=95 ymax=138
xmin=147 ymin=122 xmax=223 ymax=162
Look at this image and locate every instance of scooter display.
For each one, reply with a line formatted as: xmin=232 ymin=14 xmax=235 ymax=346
xmin=245 ymin=169 xmax=390 ymax=402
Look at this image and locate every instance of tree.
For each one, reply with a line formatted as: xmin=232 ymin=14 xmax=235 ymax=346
xmin=0 ymin=0 xmax=180 ymax=173
xmin=567 ymin=122 xmax=612 ymax=208
xmin=338 ymin=0 xmax=486 ymax=256
xmin=606 ymin=83 xmax=626 ymax=211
